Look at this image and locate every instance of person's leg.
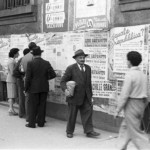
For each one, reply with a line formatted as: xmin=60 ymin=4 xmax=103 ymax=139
xmin=7 ymin=82 xmax=18 ymax=115
xmin=25 ymin=93 xmax=29 ymax=121
xmin=36 ymin=92 xmax=47 ymax=127
xmin=66 ymin=103 xmax=78 ymax=136
xmin=125 ymin=99 xmax=150 ymax=150
xmin=117 ymin=120 xmax=131 ymax=150
xmin=80 ymin=98 xmax=93 ymax=134
xmin=17 ymin=79 xmax=25 ymax=118
xmin=27 ymin=93 xmax=38 ymax=127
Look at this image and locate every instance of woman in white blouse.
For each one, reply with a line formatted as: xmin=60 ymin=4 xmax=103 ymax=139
xmin=6 ymin=48 xmax=19 ymax=116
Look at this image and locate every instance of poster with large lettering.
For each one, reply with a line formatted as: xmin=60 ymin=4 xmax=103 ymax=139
xmin=43 ymin=0 xmax=69 ymax=32
xmin=74 ymin=0 xmax=108 ymax=30
xmin=108 ymin=25 xmax=148 ymax=80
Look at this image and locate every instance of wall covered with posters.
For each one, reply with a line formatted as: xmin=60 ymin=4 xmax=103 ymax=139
xmin=1 ymin=24 xmax=150 ymax=119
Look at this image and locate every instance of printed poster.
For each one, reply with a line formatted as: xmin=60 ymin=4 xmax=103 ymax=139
xmin=74 ymin=0 xmax=107 ymax=30
xmin=43 ymin=0 xmax=69 ymax=32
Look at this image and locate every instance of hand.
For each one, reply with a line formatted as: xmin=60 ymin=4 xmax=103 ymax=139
xmin=24 ymin=91 xmax=28 ymax=97
xmin=65 ymin=89 xmax=71 ymax=97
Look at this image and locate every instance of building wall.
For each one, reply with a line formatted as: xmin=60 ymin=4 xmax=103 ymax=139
xmin=112 ymin=0 xmax=150 ymax=27
xmin=0 ymin=0 xmax=124 ymax=133
xmin=0 ymin=0 xmax=43 ymax=35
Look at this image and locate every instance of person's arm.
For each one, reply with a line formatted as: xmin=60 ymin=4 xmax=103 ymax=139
xmin=24 ymin=62 xmax=32 ymax=93
xmin=47 ymin=62 xmax=56 ymax=80
xmin=60 ymin=66 xmax=72 ymax=97
xmin=115 ymin=74 xmax=132 ymax=116
xmin=9 ymin=60 xmax=16 ymax=75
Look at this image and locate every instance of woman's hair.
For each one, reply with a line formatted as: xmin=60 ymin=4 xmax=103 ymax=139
xmin=9 ymin=48 xmax=19 ymax=58
xmin=127 ymin=51 xmax=142 ymax=66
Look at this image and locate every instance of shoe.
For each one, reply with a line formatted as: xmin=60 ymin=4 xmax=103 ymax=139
xmin=86 ymin=131 xmax=100 ymax=137
xmin=25 ymin=124 xmax=36 ymax=128
xmin=67 ymin=133 xmax=73 ymax=138
xmin=38 ymin=124 xmax=44 ymax=127
xmin=8 ymin=111 xmax=18 ymax=116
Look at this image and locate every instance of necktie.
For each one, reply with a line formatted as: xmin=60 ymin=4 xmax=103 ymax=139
xmin=80 ymin=65 xmax=84 ymax=72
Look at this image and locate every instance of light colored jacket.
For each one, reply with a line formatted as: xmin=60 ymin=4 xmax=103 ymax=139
xmin=21 ymin=52 xmax=33 ymax=73
xmin=6 ymin=58 xmax=17 ymax=83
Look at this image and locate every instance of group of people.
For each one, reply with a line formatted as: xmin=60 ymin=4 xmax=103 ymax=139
xmin=6 ymin=42 xmax=56 ymax=128
xmin=5 ymin=44 xmax=150 ymax=149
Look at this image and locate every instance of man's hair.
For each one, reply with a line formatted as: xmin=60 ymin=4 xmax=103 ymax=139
xmin=28 ymin=42 xmax=37 ymax=50
xmin=9 ymin=48 xmax=19 ymax=58
xmin=23 ymin=48 xmax=30 ymax=55
xmin=127 ymin=51 xmax=142 ymax=66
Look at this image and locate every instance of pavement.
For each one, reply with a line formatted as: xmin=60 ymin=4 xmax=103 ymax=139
xmin=0 ymin=104 xmax=141 ymax=150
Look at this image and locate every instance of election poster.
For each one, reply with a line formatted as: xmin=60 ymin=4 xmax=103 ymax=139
xmin=43 ymin=0 xmax=69 ymax=32
xmin=109 ymin=25 xmax=149 ymax=80
xmin=74 ymin=0 xmax=108 ymax=30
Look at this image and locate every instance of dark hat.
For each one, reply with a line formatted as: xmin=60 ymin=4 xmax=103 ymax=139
xmin=28 ymin=42 xmax=37 ymax=50
xmin=31 ymin=46 xmax=44 ymax=56
xmin=72 ymin=49 xmax=88 ymax=59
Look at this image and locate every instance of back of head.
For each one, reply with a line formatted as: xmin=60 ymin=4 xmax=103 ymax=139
xmin=28 ymin=42 xmax=37 ymax=51
xmin=23 ymin=48 xmax=30 ymax=56
xmin=31 ymin=46 xmax=44 ymax=56
xmin=127 ymin=51 xmax=142 ymax=66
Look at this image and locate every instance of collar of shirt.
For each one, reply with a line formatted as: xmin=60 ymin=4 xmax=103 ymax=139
xmin=130 ymin=66 xmax=140 ymax=71
xmin=77 ymin=63 xmax=85 ymax=71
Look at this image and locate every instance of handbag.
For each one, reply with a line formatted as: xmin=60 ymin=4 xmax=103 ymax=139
xmin=13 ymin=58 xmax=25 ymax=78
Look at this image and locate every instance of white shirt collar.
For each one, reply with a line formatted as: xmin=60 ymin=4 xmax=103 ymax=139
xmin=77 ymin=63 xmax=85 ymax=71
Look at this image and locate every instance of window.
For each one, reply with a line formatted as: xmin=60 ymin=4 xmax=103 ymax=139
xmin=3 ymin=0 xmax=30 ymax=9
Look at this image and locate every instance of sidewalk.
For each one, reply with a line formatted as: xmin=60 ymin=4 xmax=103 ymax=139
xmin=0 ymin=105 xmax=138 ymax=150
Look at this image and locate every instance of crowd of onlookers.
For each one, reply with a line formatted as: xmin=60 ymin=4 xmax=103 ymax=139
xmin=6 ymin=42 xmax=56 ymax=128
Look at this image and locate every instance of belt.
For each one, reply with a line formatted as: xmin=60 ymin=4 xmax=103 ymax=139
xmin=129 ymin=97 xmax=147 ymax=101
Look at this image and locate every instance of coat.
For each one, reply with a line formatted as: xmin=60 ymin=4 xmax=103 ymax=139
xmin=60 ymin=63 xmax=93 ymax=105
xmin=25 ymin=57 xmax=56 ymax=93
xmin=6 ymin=58 xmax=17 ymax=83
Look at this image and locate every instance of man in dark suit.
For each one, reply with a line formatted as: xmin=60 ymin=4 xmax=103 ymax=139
xmin=24 ymin=46 xmax=56 ymax=128
xmin=60 ymin=49 xmax=100 ymax=138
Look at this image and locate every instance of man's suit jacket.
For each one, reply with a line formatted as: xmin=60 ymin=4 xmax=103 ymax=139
xmin=60 ymin=63 xmax=93 ymax=105
xmin=25 ymin=57 xmax=56 ymax=93
xmin=21 ymin=52 xmax=33 ymax=73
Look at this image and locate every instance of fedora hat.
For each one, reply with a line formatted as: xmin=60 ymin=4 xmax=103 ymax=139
xmin=31 ymin=46 xmax=44 ymax=56
xmin=73 ymin=49 xmax=88 ymax=59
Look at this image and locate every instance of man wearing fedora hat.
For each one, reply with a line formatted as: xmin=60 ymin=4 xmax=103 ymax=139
xmin=24 ymin=46 xmax=56 ymax=128
xmin=60 ymin=49 xmax=100 ymax=138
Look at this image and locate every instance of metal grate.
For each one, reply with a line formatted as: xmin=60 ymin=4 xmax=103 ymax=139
xmin=4 ymin=0 xmax=30 ymax=9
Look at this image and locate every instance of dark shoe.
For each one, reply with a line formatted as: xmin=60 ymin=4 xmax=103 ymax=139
xmin=38 ymin=124 xmax=44 ymax=127
xmin=25 ymin=124 xmax=35 ymax=128
xmin=67 ymin=133 xmax=73 ymax=138
xmin=86 ymin=131 xmax=100 ymax=137
xmin=8 ymin=111 xmax=18 ymax=116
